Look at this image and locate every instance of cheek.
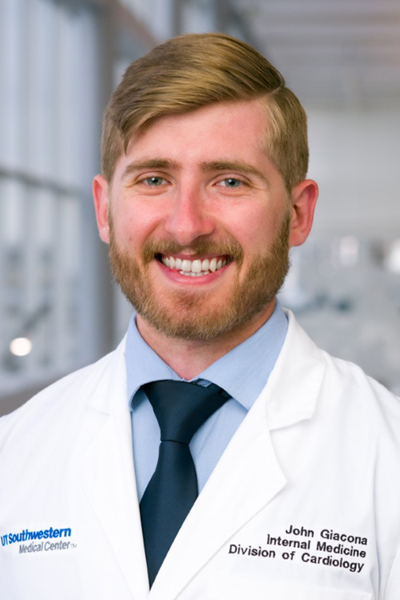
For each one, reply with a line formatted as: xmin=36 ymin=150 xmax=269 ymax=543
xmin=112 ymin=205 xmax=156 ymax=248
xmin=231 ymin=213 xmax=274 ymax=253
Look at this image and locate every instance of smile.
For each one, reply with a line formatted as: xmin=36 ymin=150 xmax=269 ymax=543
xmin=159 ymin=255 xmax=230 ymax=277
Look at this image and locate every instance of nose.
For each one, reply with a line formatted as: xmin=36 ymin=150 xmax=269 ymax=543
xmin=164 ymin=187 xmax=215 ymax=247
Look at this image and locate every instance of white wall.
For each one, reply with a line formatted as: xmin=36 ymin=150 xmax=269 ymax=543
xmin=308 ymin=109 xmax=400 ymax=238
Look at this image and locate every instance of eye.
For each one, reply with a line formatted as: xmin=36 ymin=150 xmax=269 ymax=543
xmin=218 ymin=178 xmax=243 ymax=189
xmin=142 ymin=176 xmax=167 ymax=186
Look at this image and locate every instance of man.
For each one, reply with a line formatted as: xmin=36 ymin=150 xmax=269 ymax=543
xmin=1 ymin=33 xmax=399 ymax=600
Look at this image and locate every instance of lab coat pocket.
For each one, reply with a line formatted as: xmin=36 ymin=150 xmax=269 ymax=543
xmin=209 ymin=576 xmax=373 ymax=600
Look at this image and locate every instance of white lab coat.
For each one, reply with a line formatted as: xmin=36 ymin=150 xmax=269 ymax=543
xmin=1 ymin=312 xmax=400 ymax=600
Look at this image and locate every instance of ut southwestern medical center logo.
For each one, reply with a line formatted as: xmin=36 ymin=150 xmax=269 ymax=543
xmin=1 ymin=526 xmax=77 ymax=554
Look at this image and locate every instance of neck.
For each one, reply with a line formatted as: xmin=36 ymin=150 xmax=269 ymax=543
xmin=136 ymin=301 xmax=276 ymax=380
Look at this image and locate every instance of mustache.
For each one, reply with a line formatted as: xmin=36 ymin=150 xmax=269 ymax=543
xmin=142 ymin=238 xmax=244 ymax=265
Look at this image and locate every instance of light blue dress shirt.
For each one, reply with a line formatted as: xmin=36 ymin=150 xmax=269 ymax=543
xmin=126 ymin=302 xmax=288 ymax=500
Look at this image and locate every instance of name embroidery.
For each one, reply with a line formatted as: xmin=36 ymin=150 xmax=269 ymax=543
xmin=229 ymin=524 xmax=368 ymax=574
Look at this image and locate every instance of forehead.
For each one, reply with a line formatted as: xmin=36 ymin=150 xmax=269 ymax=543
xmin=114 ymin=99 xmax=272 ymax=175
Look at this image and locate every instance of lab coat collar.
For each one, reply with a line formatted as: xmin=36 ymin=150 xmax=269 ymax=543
xmin=265 ymin=309 xmax=325 ymax=430
xmin=85 ymin=340 xmax=128 ymax=416
xmin=86 ymin=308 xmax=324 ymax=430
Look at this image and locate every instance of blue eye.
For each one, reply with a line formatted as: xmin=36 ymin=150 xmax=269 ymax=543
xmin=220 ymin=178 xmax=242 ymax=188
xmin=144 ymin=176 xmax=166 ymax=186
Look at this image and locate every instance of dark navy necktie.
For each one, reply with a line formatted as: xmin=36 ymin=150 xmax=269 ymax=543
xmin=139 ymin=380 xmax=230 ymax=586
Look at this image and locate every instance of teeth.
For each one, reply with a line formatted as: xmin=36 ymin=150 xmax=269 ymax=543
xmin=161 ymin=255 xmax=228 ymax=275
xmin=209 ymin=258 xmax=217 ymax=272
xmin=180 ymin=270 xmax=211 ymax=277
xmin=191 ymin=259 xmax=201 ymax=273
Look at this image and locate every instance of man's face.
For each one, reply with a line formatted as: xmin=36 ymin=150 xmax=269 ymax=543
xmin=94 ymin=99 xmax=315 ymax=342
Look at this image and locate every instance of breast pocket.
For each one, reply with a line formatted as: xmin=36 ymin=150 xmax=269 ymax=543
xmin=208 ymin=577 xmax=373 ymax=600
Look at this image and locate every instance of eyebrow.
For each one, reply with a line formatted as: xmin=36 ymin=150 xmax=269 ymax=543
xmin=200 ymin=160 xmax=269 ymax=184
xmin=122 ymin=159 xmax=180 ymax=179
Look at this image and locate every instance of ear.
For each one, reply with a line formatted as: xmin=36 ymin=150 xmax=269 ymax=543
xmin=93 ymin=174 xmax=110 ymax=244
xmin=288 ymin=179 xmax=319 ymax=248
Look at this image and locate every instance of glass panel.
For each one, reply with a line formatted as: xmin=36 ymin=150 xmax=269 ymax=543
xmin=0 ymin=0 xmax=27 ymax=169
xmin=26 ymin=0 xmax=57 ymax=178
xmin=0 ymin=0 xmax=102 ymax=402
xmin=1 ymin=179 xmax=29 ymax=380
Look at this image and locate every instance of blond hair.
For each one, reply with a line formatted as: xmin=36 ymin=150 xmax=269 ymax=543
xmin=102 ymin=33 xmax=308 ymax=190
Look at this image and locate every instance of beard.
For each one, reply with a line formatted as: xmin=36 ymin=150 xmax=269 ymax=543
xmin=108 ymin=214 xmax=290 ymax=341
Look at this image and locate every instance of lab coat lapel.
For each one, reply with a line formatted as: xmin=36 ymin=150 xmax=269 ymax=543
xmin=150 ymin=384 xmax=286 ymax=600
xmin=79 ymin=342 xmax=149 ymax=600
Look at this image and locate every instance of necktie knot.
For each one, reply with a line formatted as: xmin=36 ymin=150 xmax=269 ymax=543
xmin=142 ymin=380 xmax=229 ymax=444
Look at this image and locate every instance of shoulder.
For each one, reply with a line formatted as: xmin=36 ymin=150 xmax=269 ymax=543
xmin=322 ymin=346 xmax=399 ymax=406
xmin=321 ymin=348 xmax=400 ymax=445
xmin=283 ymin=310 xmax=400 ymax=433
xmin=0 ymin=341 xmax=125 ymax=448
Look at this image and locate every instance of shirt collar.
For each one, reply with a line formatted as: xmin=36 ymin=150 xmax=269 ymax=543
xmin=125 ymin=301 xmax=288 ymax=412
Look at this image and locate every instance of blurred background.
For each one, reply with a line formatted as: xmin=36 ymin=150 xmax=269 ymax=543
xmin=1 ymin=0 xmax=399 ymax=416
